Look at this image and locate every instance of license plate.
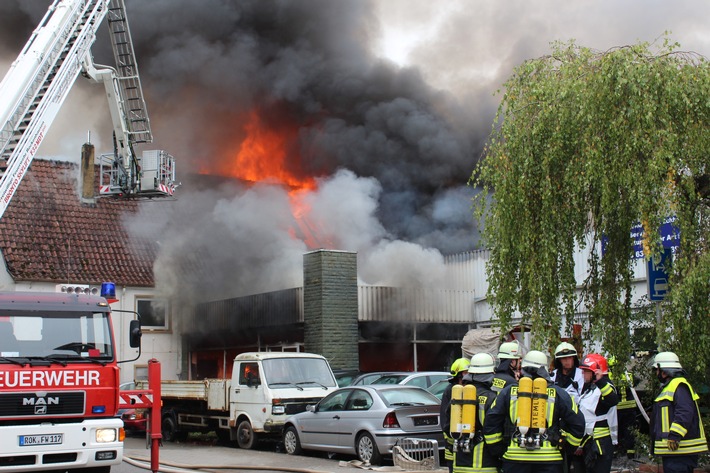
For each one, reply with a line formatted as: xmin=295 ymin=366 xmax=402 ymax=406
xmin=19 ymin=434 xmax=63 ymax=446
xmin=414 ymin=416 xmax=438 ymax=426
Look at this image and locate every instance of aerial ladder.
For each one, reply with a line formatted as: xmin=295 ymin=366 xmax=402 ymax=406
xmin=0 ymin=0 xmax=176 ymax=222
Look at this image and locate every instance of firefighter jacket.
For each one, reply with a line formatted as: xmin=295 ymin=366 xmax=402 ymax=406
xmin=492 ymin=363 xmax=517 ymax=394
xmin=453 ymin=382 xmax=499 ymax=473
xmin=578 ymin=377 xmax=619 ymax=444
xmin=441 ymin=380 xmax=457 ymax=461
xmin=551 ymin=366 xmax=584 ymax=404
xmin=483 ymin=378 xmax=585 ymax=463
xmin=610 ymin=371 xmax=637 ymax=411
xmin=651 ymin=376 xmax=708 ymax=456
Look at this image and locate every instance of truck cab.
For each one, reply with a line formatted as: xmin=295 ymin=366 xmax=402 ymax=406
xmin=230 ymin=352 xmax=338 ymax=448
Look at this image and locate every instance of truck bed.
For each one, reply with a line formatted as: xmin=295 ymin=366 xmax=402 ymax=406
xmin=137 ymin=379 xmax=231 ymax=411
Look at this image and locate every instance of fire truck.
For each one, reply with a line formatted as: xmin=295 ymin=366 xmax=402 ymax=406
xmin=0 ymin=289 xmax=142 ymax=472
xmin=0 ymin=1 xmax=168 ymax=471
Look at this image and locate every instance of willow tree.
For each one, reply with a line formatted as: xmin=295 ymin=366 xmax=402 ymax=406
xmin=472 ymin=39 xmax=709 ymax=383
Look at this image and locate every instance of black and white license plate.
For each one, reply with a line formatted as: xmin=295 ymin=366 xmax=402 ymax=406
xmin=19 ymin=434 xmax=63 ymax=446
xmin=414 ymin=416 xmax=438 ymax=426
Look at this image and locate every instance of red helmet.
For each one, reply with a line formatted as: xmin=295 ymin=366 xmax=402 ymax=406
xmin=580 ymin=353 xmax=608 ymax=374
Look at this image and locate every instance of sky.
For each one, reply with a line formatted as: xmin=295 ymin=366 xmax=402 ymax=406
xmin=0 ymin=1 xmax=708 ymax=303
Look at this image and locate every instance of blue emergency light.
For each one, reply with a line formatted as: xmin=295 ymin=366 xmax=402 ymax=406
xmin=100 ymin=282 xmax=116 ymax=300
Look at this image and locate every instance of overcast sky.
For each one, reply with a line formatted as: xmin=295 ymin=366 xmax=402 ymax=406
xmin=0 ymin=1 xmax=708 ymax=299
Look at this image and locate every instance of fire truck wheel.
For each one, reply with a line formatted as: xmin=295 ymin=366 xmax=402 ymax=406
xmin=237 ymin=419 xmax=257 ymax=449
xmin=162 ymin=415 xmax=178 ymax=442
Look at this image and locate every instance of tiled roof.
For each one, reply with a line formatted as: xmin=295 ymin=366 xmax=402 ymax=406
xmin=0 ymin=159 xmax=156 ymax=287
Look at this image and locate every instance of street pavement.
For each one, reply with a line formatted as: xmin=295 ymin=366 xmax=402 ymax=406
xmin=116 ymin=433 xmax=431 ymax=473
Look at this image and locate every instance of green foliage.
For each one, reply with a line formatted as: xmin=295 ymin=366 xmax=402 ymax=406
xmin=471 ymin=37 xmax=710 ymax=384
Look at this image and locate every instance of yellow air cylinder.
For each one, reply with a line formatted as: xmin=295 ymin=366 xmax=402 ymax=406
xmin=460 ymin=384 xmax=477 ymax=435
xmin=517 ymin=377 xmax=533 ymax=435
xmin=532 ymin=377 xmax=548 ymax=433
xmin=450 ymin=384 xmax=464 ymax=436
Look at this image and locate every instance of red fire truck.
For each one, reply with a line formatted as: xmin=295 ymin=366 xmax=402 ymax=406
xmin=0 ymin=288 xmax=142 ymax=472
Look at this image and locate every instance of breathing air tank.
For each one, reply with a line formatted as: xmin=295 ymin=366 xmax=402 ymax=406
xmin=532 ymin=377 xmax=548 ymax=434
xmin=460 ymin=384 xmax=477 ymax=435
xmin=517 ymin=377 xmax=533 ymax=435
xmin=450 ymin=384 xmax=464 ymax=436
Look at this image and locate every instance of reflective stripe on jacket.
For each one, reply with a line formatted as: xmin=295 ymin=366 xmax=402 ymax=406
xmin=483 ymin=379 xmax=585 ymax=463
xmin=652 ymin=377 xmax=708 ymax=456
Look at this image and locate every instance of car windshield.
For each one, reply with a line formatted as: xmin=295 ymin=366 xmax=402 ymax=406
xmin=378 ymin=388 xmax=440 ymax=406
xmin=263 ymin=357 xmax=337 ymax=388
xmin=0 ymin=310 xmax=114 ymax=361
xmin=372 ymin=374 xmax=407 ymax=384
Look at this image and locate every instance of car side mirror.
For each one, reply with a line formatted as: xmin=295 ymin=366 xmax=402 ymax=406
xmin=306 ymin=404 xmax=315 ymax=413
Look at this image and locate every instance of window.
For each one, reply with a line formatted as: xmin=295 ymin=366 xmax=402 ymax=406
xmin=136 ymin=298 xmax=169 ymax=330
xmin=239 ymin=363 xmax=261 ymax=386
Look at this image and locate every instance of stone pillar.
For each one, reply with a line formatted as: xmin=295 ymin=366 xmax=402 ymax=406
xmin=303 ymin=249 xmax=359 ymax=370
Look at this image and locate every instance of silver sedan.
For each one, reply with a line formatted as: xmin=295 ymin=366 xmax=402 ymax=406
xmin=283 ymin=384 xmax=443 ymax=465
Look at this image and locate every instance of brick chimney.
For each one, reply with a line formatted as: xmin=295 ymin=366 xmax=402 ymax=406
xmin=303 ymin=249 xmax=359 ymax=370
xmin=80 ymin=141 xmax=95 ymax=203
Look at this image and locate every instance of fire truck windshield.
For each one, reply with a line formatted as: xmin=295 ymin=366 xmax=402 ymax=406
xmin=0 ymin=311 xmax=114 ymax=361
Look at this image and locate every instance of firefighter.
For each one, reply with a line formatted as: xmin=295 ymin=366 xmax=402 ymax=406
xmin=442 ymin=357 xmax=472 ymax=473
xmin=483 ymin=350 xmax=585 ymax=473
xmin=608 ymin=355 xmax=638 ymax=460
xmin=551 ymin=341 xmax=584 ymax=403
xmin=650 ymin=352 xmax=708 ymax=473
xmin=452 ymin=352 xmax=500 ymax=473
xmin=492 ymin=340 xmax=522 ymax=393
xmin=572 ymin=353 xmax=619 ymax=473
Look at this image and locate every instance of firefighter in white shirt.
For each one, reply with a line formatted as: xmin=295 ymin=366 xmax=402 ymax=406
xmin=571 ymin=353 xmax=619 ymax=473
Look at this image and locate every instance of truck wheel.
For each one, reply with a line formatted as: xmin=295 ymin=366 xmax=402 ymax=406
xmin=356 ymin=432 xmax=382 ymax=465
xmin=162 ymin=415 xmax=178 ymax=442
xmin=236 ymin=419 xmax=257 ymax=449
xmin=283 ymin=426 xmax=302 ymax=455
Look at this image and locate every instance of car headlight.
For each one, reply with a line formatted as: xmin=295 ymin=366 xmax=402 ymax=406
xmin=272 ymin=405 xmax=285 ymax=415
xmin=96 ymin=428 xmax=118 ymax=443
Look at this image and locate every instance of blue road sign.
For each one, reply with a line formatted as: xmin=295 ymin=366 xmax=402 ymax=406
xmin=648 ymin=248 xmax=672 ymax=301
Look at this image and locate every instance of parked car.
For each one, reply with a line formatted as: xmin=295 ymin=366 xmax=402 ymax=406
xmin=426 ymin=379 xmax=450 ymax=400
xmin=283 ymin=384 xmax=443 ymax=465
xmin=333 ymin=369 xmax=362 ymax=387
xmin=371 ymin=371 xmax=450 ymax=389
xmin=350 ymin=371 xmax=409 ymax=386
xmin=118 ymin=381 xmax=147 ymax=434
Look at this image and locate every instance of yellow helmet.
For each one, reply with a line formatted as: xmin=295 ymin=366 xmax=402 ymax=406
xmin=450 ymin=357 xmax=471 ymax=376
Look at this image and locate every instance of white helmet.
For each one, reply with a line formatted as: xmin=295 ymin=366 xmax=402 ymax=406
xmin=469 ymin=353 xmax=496 ymax=374
xmin=653 ymin=352 xmax=682 ymax=370
xmin=521 ymin=350 xmax=549 ymax=370
xmin=554 ymin=342 xmax=578 ymax=359
xmin=498 ymin=341 xmax=522 ymax=360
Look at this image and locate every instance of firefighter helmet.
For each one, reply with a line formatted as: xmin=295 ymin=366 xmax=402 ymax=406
xmin=653 ymin=352 xmax=683 ymax=370
xmin=498 ymin=340 xmax=522 ymax=360
xmin=521 ymin=350 xmax=549 ymax=370
xmin=450 ymin=357 xmax=471 ymax=376
xmin=468 ymin=353 xmax=496 ymax=374
xmin=580 ymin=353 xmax=609 ymax=374
xmin=554 ymin=342 xmax=578 ymax=359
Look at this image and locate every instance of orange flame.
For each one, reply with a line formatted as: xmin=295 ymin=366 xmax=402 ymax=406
xmin=211 ymin=109 xmax=331 ymax=249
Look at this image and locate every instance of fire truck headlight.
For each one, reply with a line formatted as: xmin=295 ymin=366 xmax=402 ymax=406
xmin=96 ymin=428 xmax=118 ymax=443
xmin=272 ymin=405 xmax=285 ymax=415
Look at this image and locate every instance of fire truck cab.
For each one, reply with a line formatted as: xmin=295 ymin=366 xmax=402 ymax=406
xmin=0 ymin=291 xmax=140 ymax=473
